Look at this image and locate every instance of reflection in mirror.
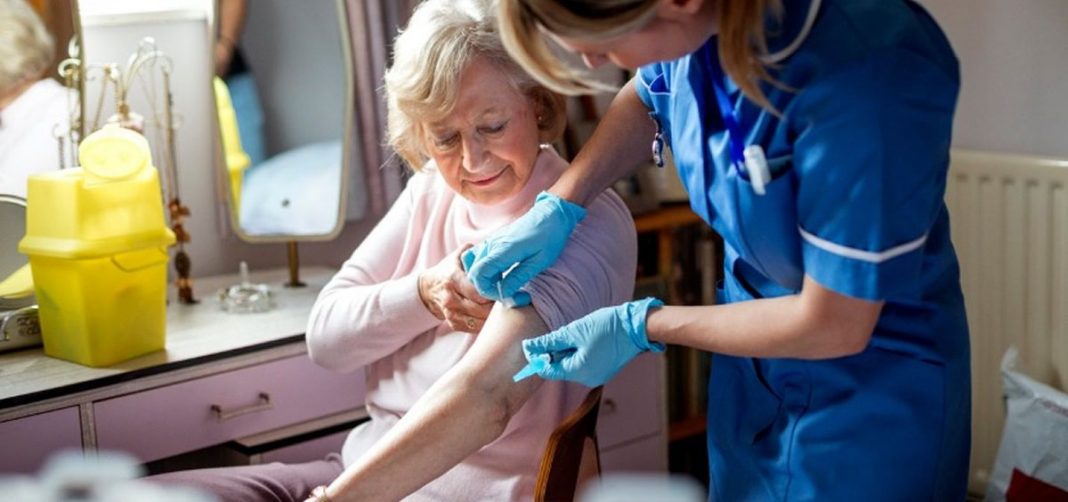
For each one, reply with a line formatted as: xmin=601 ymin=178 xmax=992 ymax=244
xmin=0 ymin=0 xmax=80 ymax=198
xmin=215 ymin=0 xmax=357 ymax=241
xmin=0 ymin=195 xmax=31 ymax=310
xmin=0 ymin=194 xmax=41 ymax=354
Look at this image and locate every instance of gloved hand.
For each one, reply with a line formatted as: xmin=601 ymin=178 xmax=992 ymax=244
xmin=522 ymin=298 xmax=665 ymax=387
xmin=463 ymin=192 xmax=586 ymax=301
xmin=460 ymin=250 xmax=531 ymax=308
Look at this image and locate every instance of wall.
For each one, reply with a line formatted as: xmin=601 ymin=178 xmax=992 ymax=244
xmin=918 ymin=0 xmax=1068 ymax=158
xmin=918 ymin=0 xmax=1068 ymax=493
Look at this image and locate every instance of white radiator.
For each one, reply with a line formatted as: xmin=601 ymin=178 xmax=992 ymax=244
xmin=944 ymin=149 xmax=1068 ymax=493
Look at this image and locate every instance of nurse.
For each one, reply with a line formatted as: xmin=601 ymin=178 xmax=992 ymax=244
xmin=465 ymin=0 xmax=972 ymax=499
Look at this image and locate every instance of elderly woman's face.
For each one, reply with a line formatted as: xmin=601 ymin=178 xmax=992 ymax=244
xmin=424 ymin=57 xmax=542 ymax=205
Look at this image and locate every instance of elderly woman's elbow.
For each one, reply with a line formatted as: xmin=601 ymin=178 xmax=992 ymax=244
xmin=453 ymin=371 xmax=515 ymax=441
xmin=306 ymin=342 xmax=328 ymax=365
xmin=306 ymin=334 xmax=355 ymax=372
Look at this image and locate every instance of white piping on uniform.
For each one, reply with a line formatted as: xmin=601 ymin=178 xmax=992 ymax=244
xmin=798 ymin=226 xmax=927 ymax=264
xmin=762 ymin=0 xmax=823 ymax=64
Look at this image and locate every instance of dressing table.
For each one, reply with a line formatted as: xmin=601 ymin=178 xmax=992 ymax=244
xmin=0 ymin=266 xmax=365 ymax=474
xmin=0 ymin=266 xmax=666 ymax=475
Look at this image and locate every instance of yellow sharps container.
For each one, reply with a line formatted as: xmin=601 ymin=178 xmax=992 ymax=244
xmin=19 ymin=125 xmax=176 ymax=367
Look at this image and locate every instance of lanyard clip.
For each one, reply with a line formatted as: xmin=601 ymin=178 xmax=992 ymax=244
xmin=649 ymin=112 xmax=665 ymax=168
xmin=743 ymin=145 xmax=770 ymax=196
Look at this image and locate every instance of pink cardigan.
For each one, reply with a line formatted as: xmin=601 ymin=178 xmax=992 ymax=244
xmin=306 ymin=146 xmax=637 ymax=500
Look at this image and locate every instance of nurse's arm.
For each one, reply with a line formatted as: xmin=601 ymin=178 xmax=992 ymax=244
xmin=319 ymin=304 xmax=548 ymax=502
xmin=647 ymin=275 xmax=884 ymax=359
xmin=551 ymin=78 xmax=656 ymax=207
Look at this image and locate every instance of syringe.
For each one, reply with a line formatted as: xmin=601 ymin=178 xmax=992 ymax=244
xmin=512 ymin=353 xmax=551 ymax=382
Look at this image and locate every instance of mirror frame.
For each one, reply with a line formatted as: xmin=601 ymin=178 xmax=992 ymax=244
xmin=71 ymin=0 xmax=85 ymax=144
xmin=215 ymin=0 xmax=355 ymax=243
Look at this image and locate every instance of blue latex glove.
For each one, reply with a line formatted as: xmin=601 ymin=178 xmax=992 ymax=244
xmin=460 ymin=250 xmax=531 ymax=307
xmin=464 ymin=192 xmax=586 ymax=301
xmin=522 ymin=298 xmax=665 ymax=387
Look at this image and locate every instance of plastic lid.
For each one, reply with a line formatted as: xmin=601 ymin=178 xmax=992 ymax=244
xmin=78 ymin=125 xmax=151 ymax=181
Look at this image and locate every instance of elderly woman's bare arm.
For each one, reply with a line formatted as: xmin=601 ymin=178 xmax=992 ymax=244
xmin=319 ymin=303 xmax=552 ymax=501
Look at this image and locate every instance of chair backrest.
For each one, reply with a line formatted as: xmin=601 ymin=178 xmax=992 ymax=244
xmin=534 ymin=386 xmax=604 ymax=502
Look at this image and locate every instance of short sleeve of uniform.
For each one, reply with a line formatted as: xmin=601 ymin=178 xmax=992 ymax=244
xmin=523 ymin=192 xmax=637 ymax=331
xmin=790 ymin=47 xmax=959 ymax=301
xmin=635 ymin=62 xmax=667 ymax=109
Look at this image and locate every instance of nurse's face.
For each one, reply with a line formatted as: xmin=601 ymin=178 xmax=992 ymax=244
xmin=552 ymin=0 xmax=719 ymax=70
xmin=424 ymin=57 xmax=542 ymax=205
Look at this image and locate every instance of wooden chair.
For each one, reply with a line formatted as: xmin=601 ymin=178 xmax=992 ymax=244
xmin=534 ymin=386 xmax=604 ymax=502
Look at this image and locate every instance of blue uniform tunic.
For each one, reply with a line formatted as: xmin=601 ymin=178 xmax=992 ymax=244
xmin=634 ymin=0 xmax=971 ymax=499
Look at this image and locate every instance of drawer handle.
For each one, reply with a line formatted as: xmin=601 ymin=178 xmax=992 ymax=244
xmin=603 ymin=398 xmax=618 ymax=415
xmin=210 ymin=392 xmax=272 ymax=422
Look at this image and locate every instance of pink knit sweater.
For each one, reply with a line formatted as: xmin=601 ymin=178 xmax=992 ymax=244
xmin=306 ymin=146 xmax=637 ymax=500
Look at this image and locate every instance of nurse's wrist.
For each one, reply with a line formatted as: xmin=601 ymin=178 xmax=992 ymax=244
xmin=535 ymin=191 xmax=587 ymax=225
xmin=626 ymin=297 xmax=666 ymax=353
xmin=546 ymin=177 xmax=592 ymax=208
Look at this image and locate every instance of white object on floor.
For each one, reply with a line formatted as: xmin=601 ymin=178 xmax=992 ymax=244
xmin=579 ymin=473 xmax=705 ymax=502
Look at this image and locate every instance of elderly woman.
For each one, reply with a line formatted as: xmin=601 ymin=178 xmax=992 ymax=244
xmin=150 ymin=0 xmax=635 ymax=500
xmin=0 ymin=0 xmax=73 ymax=197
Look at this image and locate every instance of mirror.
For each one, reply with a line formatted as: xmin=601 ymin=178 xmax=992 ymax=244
xmin=0 ymin=195 xmax=31 ymax=311
xmin=0 ymin=0 xmax=82 ymax=198
xmin=214 ymin=0 xmax=357 ymax=242
xmin=0 ymin=194 xmax=40 ymax=353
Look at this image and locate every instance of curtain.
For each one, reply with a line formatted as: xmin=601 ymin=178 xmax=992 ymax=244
xmin=344 ymin=0 xmax=417 ymax=217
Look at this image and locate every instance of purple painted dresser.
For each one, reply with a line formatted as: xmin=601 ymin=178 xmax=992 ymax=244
xmin=0 ymin=266 xmax=667 ymax=477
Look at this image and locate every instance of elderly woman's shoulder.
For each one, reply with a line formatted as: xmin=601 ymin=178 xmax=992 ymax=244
xmin=580 ymin=188 xmax=636 ymax=239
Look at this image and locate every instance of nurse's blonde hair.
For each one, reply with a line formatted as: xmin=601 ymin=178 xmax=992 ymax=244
xmin=385 ymin=0 xmax=566 ymax=171
xmin=498 ymin=0 xmax=782 ymax=111
xmin=0 ymin=0 xmax=55 ymax=96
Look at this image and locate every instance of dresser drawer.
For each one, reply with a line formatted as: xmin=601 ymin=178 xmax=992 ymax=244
xmin=0 ymin=407 xmax=82 ymax=473
xmin=258 ymin=429 xmax=350 ymax=464
xmin=94 ymin=355 xmax=364 ymax=463
xmin=599 ymin=352 xmax=664 ymax=450
xmin=601 ymin=433 xmax=668 ymax=473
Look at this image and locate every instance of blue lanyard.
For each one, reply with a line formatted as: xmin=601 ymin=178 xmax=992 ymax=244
xmin=647 ymin=44 xmax=770 ymax=195
xmin=704 ymin=47 xmax=750 ymax=181
xmin=703 ymin=44 xmax=771 ymax=196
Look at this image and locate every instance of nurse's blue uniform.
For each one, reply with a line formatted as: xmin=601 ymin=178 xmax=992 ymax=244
xmin=634 ymin=0 xmax=971 ymax=499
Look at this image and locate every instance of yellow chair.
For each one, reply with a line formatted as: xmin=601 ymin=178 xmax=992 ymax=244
xmin=535 ymin=386 xmax=604 ymax=502
xmin=212 ymin=77 xmax=251 ymax=210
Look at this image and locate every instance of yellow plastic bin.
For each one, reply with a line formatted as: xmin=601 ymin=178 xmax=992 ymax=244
xmin=19 ymin=125 xmax=176 ymax=367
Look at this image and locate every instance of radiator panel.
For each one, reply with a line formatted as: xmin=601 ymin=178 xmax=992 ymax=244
xmin=944 ymin=149 xmax=1068 ymax=493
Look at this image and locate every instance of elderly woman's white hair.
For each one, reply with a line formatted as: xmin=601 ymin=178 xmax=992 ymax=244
xmin=0 ymin=0 xmax=55 ymax=96
xmin=385 ymin=0 xmax=566 ymax=171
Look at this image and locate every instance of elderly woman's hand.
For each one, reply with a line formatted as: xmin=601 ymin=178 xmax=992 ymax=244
xmin=419 ymin=246 xmax=494 ymax=333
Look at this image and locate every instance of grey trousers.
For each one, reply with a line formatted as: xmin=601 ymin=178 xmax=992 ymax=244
xmin=145 ymin=453 xmax=345 ymax=502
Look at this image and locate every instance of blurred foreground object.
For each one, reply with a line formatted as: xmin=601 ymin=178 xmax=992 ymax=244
xmin=0 ymin=450 xmax=215 ymax=501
